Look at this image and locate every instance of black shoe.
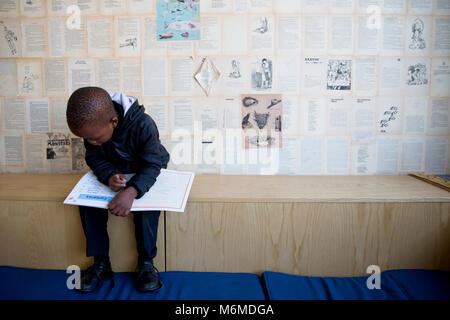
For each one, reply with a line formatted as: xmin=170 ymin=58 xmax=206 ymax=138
xmin=75 ymin=259 xmax=115 ymax=293
xmin=134 ymin=261 xmax=162 ymax=292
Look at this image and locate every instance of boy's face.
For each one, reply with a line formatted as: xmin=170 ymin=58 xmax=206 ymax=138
xmin=72 ymin=117 xmax=118 ymax=146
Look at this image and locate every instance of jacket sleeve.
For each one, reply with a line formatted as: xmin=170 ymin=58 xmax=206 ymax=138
xmin=125 ymin=117 xmax=163 ymax=199
xmin=84 ymin=139 xmax=121 ymax=186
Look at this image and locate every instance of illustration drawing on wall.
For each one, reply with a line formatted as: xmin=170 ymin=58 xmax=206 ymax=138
xmin=379 ymin=106 xmax=399 ymax=133
xmin=46 ymin=132 xmax=71 ymax=160
xmin=71 ymin=138 xmax=88 ymax=171
xmin=21 ymin=67 xmax=38 ymax=94
xmin=228 ymin=59 xmax=242 ymax=79
xmin=241 ymin=94 xmax=282 ymax=149
xmin=251 ymin=58 xmax=273 ymax=90
xmin=253 ymin=16 xmax=268 ymax=34
xmin=0 ymin=21 xmax=18 ymax=56
xmin=327 ymin=60 xmax=351 ymax=91
xmin=407 ymin=63 xmax=428 ymax=86
xmin=409 ymin=18 xmax=426 ymax=50
xmin=156 ymin=0 xmax=200 ymax=41
xmin=120 ymin=37 xmax=138 ymax=50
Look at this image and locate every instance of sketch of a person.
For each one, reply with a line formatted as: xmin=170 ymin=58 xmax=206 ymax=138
xmin=229 ymin=60 xmax=241 ymax=78
xmin=3 ymin=25 xmax=18 ymax=55
xmin=261 ymin=58 xmax=271 ymax=89
xmin=407 ymin=63 xmax=427 ymax=85
xmin=22 ymin=71 xmax=38 ymax=93
xmin=409 ymin=18 xmax=426 ymax=50
xmin=410 ymin=19 xmax=425 ymax=48
xmin=254 ymin=17 xmax=268 ymax=34
xmin=47 ymin=148 xmax=56 ymax=160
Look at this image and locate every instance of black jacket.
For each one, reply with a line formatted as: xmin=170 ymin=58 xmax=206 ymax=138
xmin=84 ymin=99 xmax=170 ymax=199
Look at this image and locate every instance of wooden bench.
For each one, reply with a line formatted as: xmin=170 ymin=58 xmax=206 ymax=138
xmin=0 ymin=174 xmax=449 ymax=276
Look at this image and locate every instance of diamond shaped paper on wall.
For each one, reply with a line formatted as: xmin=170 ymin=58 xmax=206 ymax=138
xmin=194 ymin=57 xmax=221 ymax=96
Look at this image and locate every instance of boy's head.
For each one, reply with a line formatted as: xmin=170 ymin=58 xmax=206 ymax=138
xmin=66 ymin=86 xmax=118 ymax=146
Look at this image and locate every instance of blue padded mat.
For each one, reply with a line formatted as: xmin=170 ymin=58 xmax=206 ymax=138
xmin=0 ymin=266 xmax=266 ymax=300
xmin=262 ymin=269 xmax=450 ymax=300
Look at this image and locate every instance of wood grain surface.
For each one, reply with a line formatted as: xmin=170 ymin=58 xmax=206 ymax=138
xmin=0 ymin=200 xmax=165 ymax=272
xmin=0 ymin=174 xmax=448 ymax=202
xmin=166 ymin=202 xmax=450 ymax=276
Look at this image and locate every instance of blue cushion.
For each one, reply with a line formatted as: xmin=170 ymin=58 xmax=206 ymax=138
xmin=262 ymin=269 xmax=450 ymax=300
xmin=0 ymin=266 xmax=266 ymax=300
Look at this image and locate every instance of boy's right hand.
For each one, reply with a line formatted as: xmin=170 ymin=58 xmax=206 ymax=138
xmin=109 ymin=174 xmax=127 ymax=192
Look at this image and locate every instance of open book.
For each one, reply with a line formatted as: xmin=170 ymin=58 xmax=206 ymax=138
xmin=63 ymin=169 xmax=195 ymax=212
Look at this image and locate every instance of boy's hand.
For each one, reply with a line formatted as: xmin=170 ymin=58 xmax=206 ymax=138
xmin=107 ymin=186 xmax=138 ymax=217
xmin=109 ymin=174 xmax=127 ymax=192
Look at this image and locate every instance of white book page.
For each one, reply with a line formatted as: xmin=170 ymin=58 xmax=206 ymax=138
xmin=26 ymin=98 xmax=49 ymax=134
xmin=404 ymin=96 xmax=427 ymax=134
xmin=222 ymin=15 xmax=248 ymax=55
xmin=400 ymin=136 xmax=425 ymax=172
xmin=303 ymin=16 xmax=327 ymax=55
xmin=300 ymin=97 xmax=326 ymax=135
xmin=68 ymin=58 xmax=95 ymax=93
xmin=0 ymin=59 xmax=18 ymax=95
xmin=278 ymin=137 xmax=299 ymax=175
xmin=64 ymin=170 xmax=195 ymax=213
xmin=329 ymin=15 xmax=354 ymax=55
xmin=326 ymin=137 xmax=350 ymax=175
xmin=327 ymin=97 xmax=350 ymax=136
xmin=431 ymin=58 xmax=450 ymax=97
xmin=277 ymin=15 xmax=301 ymax=54
xmin=351 ymin=143 xmax=376 ymax=175
xmin=428 ymin=98 xmax=449 ymax=136
xmin=87 ymin=17 xmax=113 ymax=57
xmin=143 ymin=97 xmax=169 ymax=136
xmin=97 ymin=59 xmax=120 ymax=94
xmin=17 ymin=59 xmax=42 ymax=97
xmin=301 ymin=57 xmax=326 ymax=94
xmin=376 ymin=136 xmax=400 ymax=175
xmin=352 ymin=98 xmax=376 ymax=143
xmin=299 ymin=138 xmax=324 ymax=175
xmin=433 ymin=17 xmax=450 ymax=56
xmin=116 ymin=16 xmax=141 ymax=57
xmin=425 ymin=138 xmax=448 ymax=174
xmin=143 ymin=58 xmax=168 ymax=96
xmin=44 ymin=59 xmax=67 ymax=95
xmin=22 ymin=19 xmax=46 ymax=57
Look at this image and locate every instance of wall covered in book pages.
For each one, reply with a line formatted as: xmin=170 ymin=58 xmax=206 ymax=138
xmin=0 ymin=0 xmax=449 ymax=175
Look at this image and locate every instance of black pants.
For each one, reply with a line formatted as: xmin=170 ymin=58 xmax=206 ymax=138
xmin=79 ymin=206 xmax=160 ymax=263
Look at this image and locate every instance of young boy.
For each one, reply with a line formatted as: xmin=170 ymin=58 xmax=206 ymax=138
xmin=66 ymin=87 xmax=170 ymax=293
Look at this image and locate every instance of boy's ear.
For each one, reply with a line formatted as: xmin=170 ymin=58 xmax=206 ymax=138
xmin=111 ymin=116 xmax=119 ymax=128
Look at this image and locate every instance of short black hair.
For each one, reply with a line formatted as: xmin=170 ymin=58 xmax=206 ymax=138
xmin=66 ymin=86 xmax=115 ymax=130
